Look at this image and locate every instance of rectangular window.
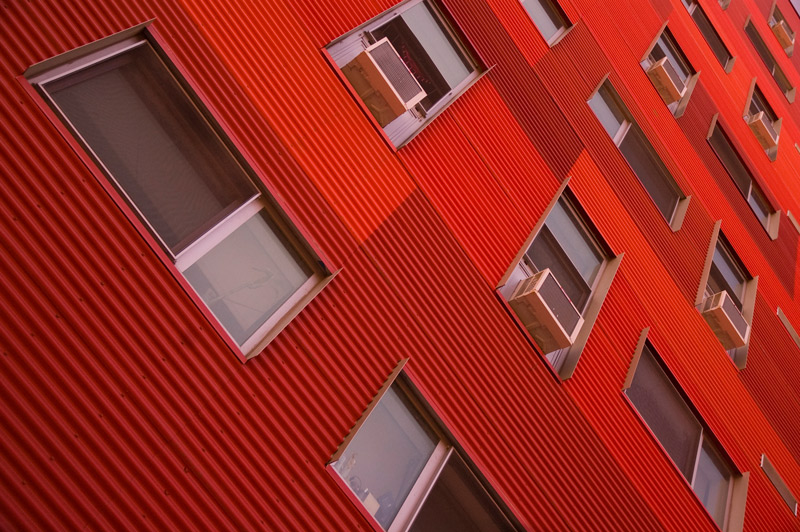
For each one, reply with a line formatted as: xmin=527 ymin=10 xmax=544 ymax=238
xmin=761 ymin=454 xmax=799 ymax=515
xmin=769 ymin=3 xmax=796 ymax=53
xmin=683 ymin=0 xmax=734 ymax=70
xmin=626 ymin=344 xmax=740 ymax=529
xmin=708 ymin=122 xmax=778 ymax=235
xmin=641 ymin=28 xmax=696 ymax=111
xmin=698 ymin=229 xmax=754 ymax=360
xmin=744 ymin=21 xmax=794 ymax=99
xmin=327 ymin=0 xmax=480 ymax=147
xmin=29 ymin=36 xmax=325 ymax=358
xmin=589 ymin=81 xmax=685 ymax=226
xmin=744 ymin=84 xmax=781 ymax=154
xmin=521 ymin=0 xmax=570 ymax=45
xmin=500 ymin=184 xmax=620 ymax=378
xmin=330 ymin=376 xmax=517 ymax=531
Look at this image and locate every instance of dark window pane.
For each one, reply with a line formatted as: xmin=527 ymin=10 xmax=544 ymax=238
xmin=694 ymin=441 xmax=733 ymax=528
xmin=46 ymin=43 xmax=257 ymax=254
xmin=588 ymin=84 xmax=627 ymax=139
xmin=745 ymin=22 xmax=793 ymax=94
xmin=619 ymin=126 xmax=681 ymax=221
xmin=691 ymin=6 xmax=731 ymax=67
xmin=528 ymin=226 xmax=592 ymax=312
xmin=373 ymin=1 xmax=472 ymax=111
xmin=708 ymin=243 xmax=747 ymax=309
xmin=410 ymin=453 xmax=514 ymax=532
xmin=522 ymin=0 xmax=568 ymax=43
xmin=627 ymin=346 xmax=703 ymax=480
xmin=708 ymin=126 xmax=753 ymax=196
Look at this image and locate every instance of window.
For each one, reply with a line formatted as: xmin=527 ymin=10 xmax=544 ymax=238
xmin=327 ymin=0 xmax=480 ymax=147
xmin=744 ymin=83 xmax=781 ymax=157
xmin=29 ymin=35 xmax=327 ymax=359
xmin=769 ymin=3 xmax=796 ymax=54
xmin=588 ymin=81 xmax=687 ymax=229
xmin=683 ymin=0 xmax=735 ymax=71
xmin=641 ymin=28 xmax=697 ymax=114
xmin=708 ymin=120 xmax=779 ymax=237
xmin=625 ymin=342 xmax=748 ymax=531
xmin=521 ymin=0 xmax=570 ymax=45
xmin=696 ymin=227 xmax=757 ymax=367
xmin=744 ymin=21 xmax=794 ymax=100
xmin=761 ymin=454 xmax=799 ymax=515
xmin=499 ymin=183 xmax=621 ymax=378
xmin=330 ymin=372 xmax=517 ymax=531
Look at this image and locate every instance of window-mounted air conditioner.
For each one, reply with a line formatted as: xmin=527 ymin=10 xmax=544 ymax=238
xmin=747 ymin=111 xmax=779 ymax=150
xmin=701 ymin=291 xmax=750 ymax=350
xmin=770 ymin=19 xmax=795 ymax=49
xmin=341 ymin=37 xmax=426 ymax=127
xmin=509 ymin=269 xmax=584 ymax=354
xmin=646 ymin=57 xmax=685 ymax=105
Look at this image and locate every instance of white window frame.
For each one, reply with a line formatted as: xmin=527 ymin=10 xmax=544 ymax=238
xmin=519 ymin=0 xmax=572 ymax=46
xmin=326 ymin=0 xmax=481 ymax=148
xmin=640 ymin=24 xmax=700 ymax=117
xmin=27 ymin=32 xmax=329 ymax=359
xmin=328 ymin=363 xmax=518 ymax=531
xmin=623 ymin=334 xmax=749 ymax=532
xmin=498 ymin=178 xmax=622 ymax=379
xmin=588 ymin=79 xmax=690 ymax=231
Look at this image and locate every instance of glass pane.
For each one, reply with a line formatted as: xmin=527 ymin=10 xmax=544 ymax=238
xmin=626 ymin=346 xmax=703 ymax=480
xmin=708 ymin=243 xmax=746 ymax=309
xmin=46 ymin=43 xmax=257 ymax=254
xmin=588 ymin=84 xmax=627 ymax=139
xmin=333 ymin=386 xmax=438 ymax=529
xmin=619 ymin=126 xmax=680 ymax=221
xmin=374 ymin=1 xmax=473 ymax=111
xmin=691 ymin=7 xmax=731 ymax=67
xmin=409 ymin=453 xmax=514 ymax=532
xmin=708 ymin=126 xmax=754 ymax=196
xmin=546 ymin=198 xmax=604 ymax=287
xmin=652 ymin=33 xmax=692 ymax=82
xmin=748 ymin=185 xmax=772 ymax=227
xmin=528 ymin=226 xmax=592 ymax=312
xmin=694 ymin=440 xmax=732 ymax=528
xmin=523 ymin=0 xmax=567 ymax=43
xmin=184 ymin=209 xmax=312 ymax=345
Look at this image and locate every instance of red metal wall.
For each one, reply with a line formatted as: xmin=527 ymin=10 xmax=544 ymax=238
xmin=2 ymin=0 xmax=800 ymax=530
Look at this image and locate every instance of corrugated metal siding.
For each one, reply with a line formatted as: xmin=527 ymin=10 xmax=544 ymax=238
xmin=2 ymin=0 xmax=800 ymax=530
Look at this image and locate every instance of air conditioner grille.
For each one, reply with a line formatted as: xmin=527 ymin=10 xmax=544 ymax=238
xmin=721 ymin=293 xmax=749 ymax=339
xmin=369 ymin=40 xmax=423 ymax=103
xmin=539 ymin=272 xmax=581 ymax=334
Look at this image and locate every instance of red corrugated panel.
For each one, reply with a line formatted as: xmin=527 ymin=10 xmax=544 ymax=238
xmin=362 ymin=189 xmax=667 ymax=531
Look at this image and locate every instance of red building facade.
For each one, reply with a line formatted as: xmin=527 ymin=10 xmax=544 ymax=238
xmin=1 ymin=0 xmax=800 ymax=530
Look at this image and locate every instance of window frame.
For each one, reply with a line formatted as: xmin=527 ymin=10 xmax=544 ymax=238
xmin=623 ymin=332 xmax=750 ymax=532
xmin=26 ymin=29 xmax=333 ymax=361
xmin=743 ymin=80 xmax=782 ymax=160
xmin=327 ymin=361 xmax=520 ymax=531
xmin=682 ymin=0 xmax=736 ymax=72
xmin=640 ymin=24 xmax=700 ymax=117
xmin=743 ymin=18 xmax=795 ymax=101
xmin=325 ymin=0 xmax=483 ymax=149
xmin=497 ymin=178 xmax=622 ymax=380
xmin=588 ymin=79 xmax=690 ymax=231
xmin=706 ymin=115 xmax=780 ymax=238
xmin=520 ymin=0 xmax=573 ymax=46
xmin=769 ymin=2 xmax=796 ymax=55
xmin=695 ymin=223 xmax=758 ymax=368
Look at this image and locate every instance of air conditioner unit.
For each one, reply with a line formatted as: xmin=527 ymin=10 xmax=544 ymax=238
xmin=508 ymin=269 xmax=584 ymax=354
xmin=646 ymin=57 xmax=685 ymax=105
xmin=748 ymin=111 xmax=779 ymax=150
xmin=770 ymin=19 xmax=795 ymax=50
xmin=701 ymin=291 xmax=749 ymax=350
xmin=341 ymin=38 xmax=426 ymax=127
